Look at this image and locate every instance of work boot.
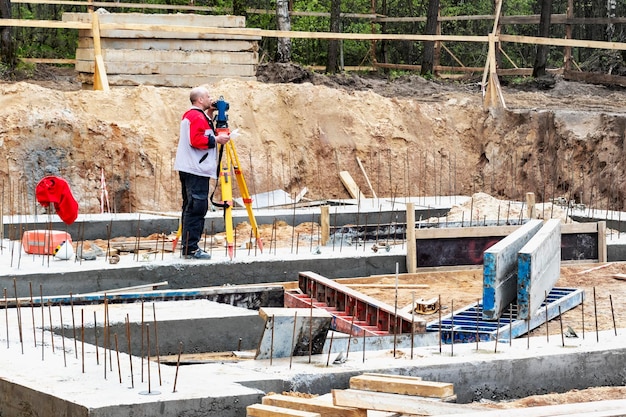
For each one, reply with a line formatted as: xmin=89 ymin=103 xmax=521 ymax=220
xmin=185 ymin=249 xmax=211 ymax=260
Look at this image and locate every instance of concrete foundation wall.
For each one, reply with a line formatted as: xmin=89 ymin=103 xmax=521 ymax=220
xmin=4 ymin=254 xmax=406 ymax=298
xmin=275 ymin=344 xmax=626 ymax=404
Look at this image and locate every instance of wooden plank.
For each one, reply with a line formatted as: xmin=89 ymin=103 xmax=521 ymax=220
xmin=247 ymin=404 xmax=320 ymax=417
xmin=416 ymin=225 xmax=520 ymax=239
xmin=78 ymin=37 xmax=258 ymax=52
xmin=0 ymin=18 xmax=90 ymax=29
xmin=362 ymin=373 xmax=422 ymax=381
xmin=63 ymin=12 xmax=245 ymax=28
xmin=499 ymin=34 xmax=626 ymax=51
xmin=77 ymin=73 xmax=256 ymax=87
xmin=561 ymin=222 xmax=598 ymax=234
xmin=349 ymin=374 xmax=454 ymax=398
xmin=75 ymin=48 xmax=258 ymax=65
xmin=339 ymin=171 xmax=364 ymax=200
xmin=91 ymin=12 xmax=110 ymax=91
xmin=355 ymin=157 xmax=376 ymax=199
xmin=75 ymin=60 xmax=256 ymax=77
xmin=262 ymin=394 xmax=366 ymax=417
xmin=21 ymin=58 xmax=76 ymax=64
xmin=564 ymin=69 xmax=626 ymax=88
xmin=332 ymin=389 xmax=481 ymax=415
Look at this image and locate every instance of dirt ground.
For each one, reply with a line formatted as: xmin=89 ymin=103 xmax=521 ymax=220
xmin=3 ymin=63 xmax=626 ymax=216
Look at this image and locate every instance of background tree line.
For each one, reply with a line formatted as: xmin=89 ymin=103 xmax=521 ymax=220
xmin=1 ymin=0 xmax=625 ymax=78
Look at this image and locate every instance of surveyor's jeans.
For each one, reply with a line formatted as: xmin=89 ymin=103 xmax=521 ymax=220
xmin=179 ymin=171 xmax=210 ymax=256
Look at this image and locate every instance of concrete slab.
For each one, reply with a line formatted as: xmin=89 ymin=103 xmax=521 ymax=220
xmin=517 ymin=219 xmax=562 ymax=320
xmin=482 ymin=219 xmax=543 ymax=320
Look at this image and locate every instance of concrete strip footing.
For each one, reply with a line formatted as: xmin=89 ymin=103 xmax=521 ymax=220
xmin=482 ymin=219 xmax=543 ymax=320
xmin=517 ymin=219 xmax=562 ymax=320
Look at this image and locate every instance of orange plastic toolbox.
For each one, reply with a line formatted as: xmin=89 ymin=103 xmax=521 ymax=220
xmin=22 ymin=230 xmax=72 ymax=255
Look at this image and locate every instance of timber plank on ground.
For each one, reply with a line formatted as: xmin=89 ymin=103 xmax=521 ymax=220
xmin=247 ymin=403 xmax=320 ymax=417
xmin=332 ymin=389 xmax=482 ymax=415
xmin=262 ymin=394 xmax=366 ymax=417
xmin=349 ymin=373 xmax=454 ymax=398
xmin=339 ymin=171 xmax=364 ymax=200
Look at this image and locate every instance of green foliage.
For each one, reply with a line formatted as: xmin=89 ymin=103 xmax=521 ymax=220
xmin=4 ymin=0 xmax=614 ymax=74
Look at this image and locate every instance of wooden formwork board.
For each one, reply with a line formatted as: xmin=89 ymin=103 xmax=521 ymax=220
xmin=63 ymin=12 xmax=246 ymax=28
xmin=76 ymin=48 xmax=258 ymax=65
xmin=75 ymin=59 xmax=257 ymax=76
xmin=64 ymin=12 xmax=259 ymax=87
xmin=78 ymin=73 xmax=256 ymax=87
xmin=78 ymin=37 xmax=258 ymax=52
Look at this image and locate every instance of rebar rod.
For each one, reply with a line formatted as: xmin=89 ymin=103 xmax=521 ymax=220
xmin=172 ymin=342 xmax=182 ymax=392
xmin=13 ymin=279 xmax=23 ymax=354
xmin=269 ymin=314 xmax=274 ymax=366
xmin=146 ymin=323 xmax=151 ymax=393
xmin=475 ymin=299 xmax=480 ymax=350
xmin=47 ymin=301 xmax=54 ymax=353
xmin=70 ymin=293 xmax=77 ymax=358
xmin=4 ymin=288 xmax=8 ymax=347
xmin=81 ymin=309 xmax=85 ymax=373
xmin=115 ymin=334 xmax=122 ymax=383
xmin=152 ymin=303 xmax=162 ymax=386
xmin=450 ymin=300 xmax=454 ymax=357
xmin=59 ymin=304 xmax=66 ymax=367
xmin=609 ymin=294 xmax=617 ymax=336
xmin=29 ymin=282 xmax=36 ymax=347
xmin=94 ymin=311 xmax=99 ymax=365
xmin=126 ymin=315 xmax=134 ymax=388
xmin=593 ymin=286 xmax=599 ymax=342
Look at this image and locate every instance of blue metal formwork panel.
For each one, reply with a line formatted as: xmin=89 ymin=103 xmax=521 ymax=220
xmin=426 ymin=287 xmax=584 ymax=344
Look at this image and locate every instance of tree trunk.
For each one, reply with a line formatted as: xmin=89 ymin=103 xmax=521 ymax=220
xmin=0 ymin=0 xmax=17 ymax=71
xmin=421 ymin=0 xmax=440 ymax=76
xmin=275 ymin=0 xmax=291 ymax=63
xmin=532 ymin=0 xmax=553 ymax=78
xmin=233 ymin=0 xmax=246 ymax=18
xmin=326 ymin=0 xmax=341 ymax=74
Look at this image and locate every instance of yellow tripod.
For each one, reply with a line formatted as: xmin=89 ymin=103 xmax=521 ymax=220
xmin=216 ymin=130 xmax=263 ymax=259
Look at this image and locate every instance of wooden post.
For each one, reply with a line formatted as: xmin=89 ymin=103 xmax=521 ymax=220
xmin=434 ymin=7 xmax=441 ymax=76
xmin=564 ymin=0 xmax=573 ymax=71
xmin=406 ymin=203 xmax=416 ymax=273
xmin=597 ymin=221 xmax=607 ymax=263
xmin=526 ymin=192 xmax=536 ymax=219
xmin=320 ymin=205 xmax=330 ymax=246
xmin=90 ymin=12 xmax=110 ymax=92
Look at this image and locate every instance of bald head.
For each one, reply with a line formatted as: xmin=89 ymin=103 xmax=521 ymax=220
xmin=190 ymin=86 xmax=209 ymax=104
xmin=189 ymin=86 xmax=214 ymax=111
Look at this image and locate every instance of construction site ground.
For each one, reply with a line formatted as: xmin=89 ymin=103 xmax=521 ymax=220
xmin=2 ymin=64 xmax=626 ymax=413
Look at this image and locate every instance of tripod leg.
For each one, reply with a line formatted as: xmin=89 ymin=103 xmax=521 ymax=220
xmin=227 ymin=141 xmax=263 ymax=252
xmin=219 ymin=143 xmax=235 ymax=259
